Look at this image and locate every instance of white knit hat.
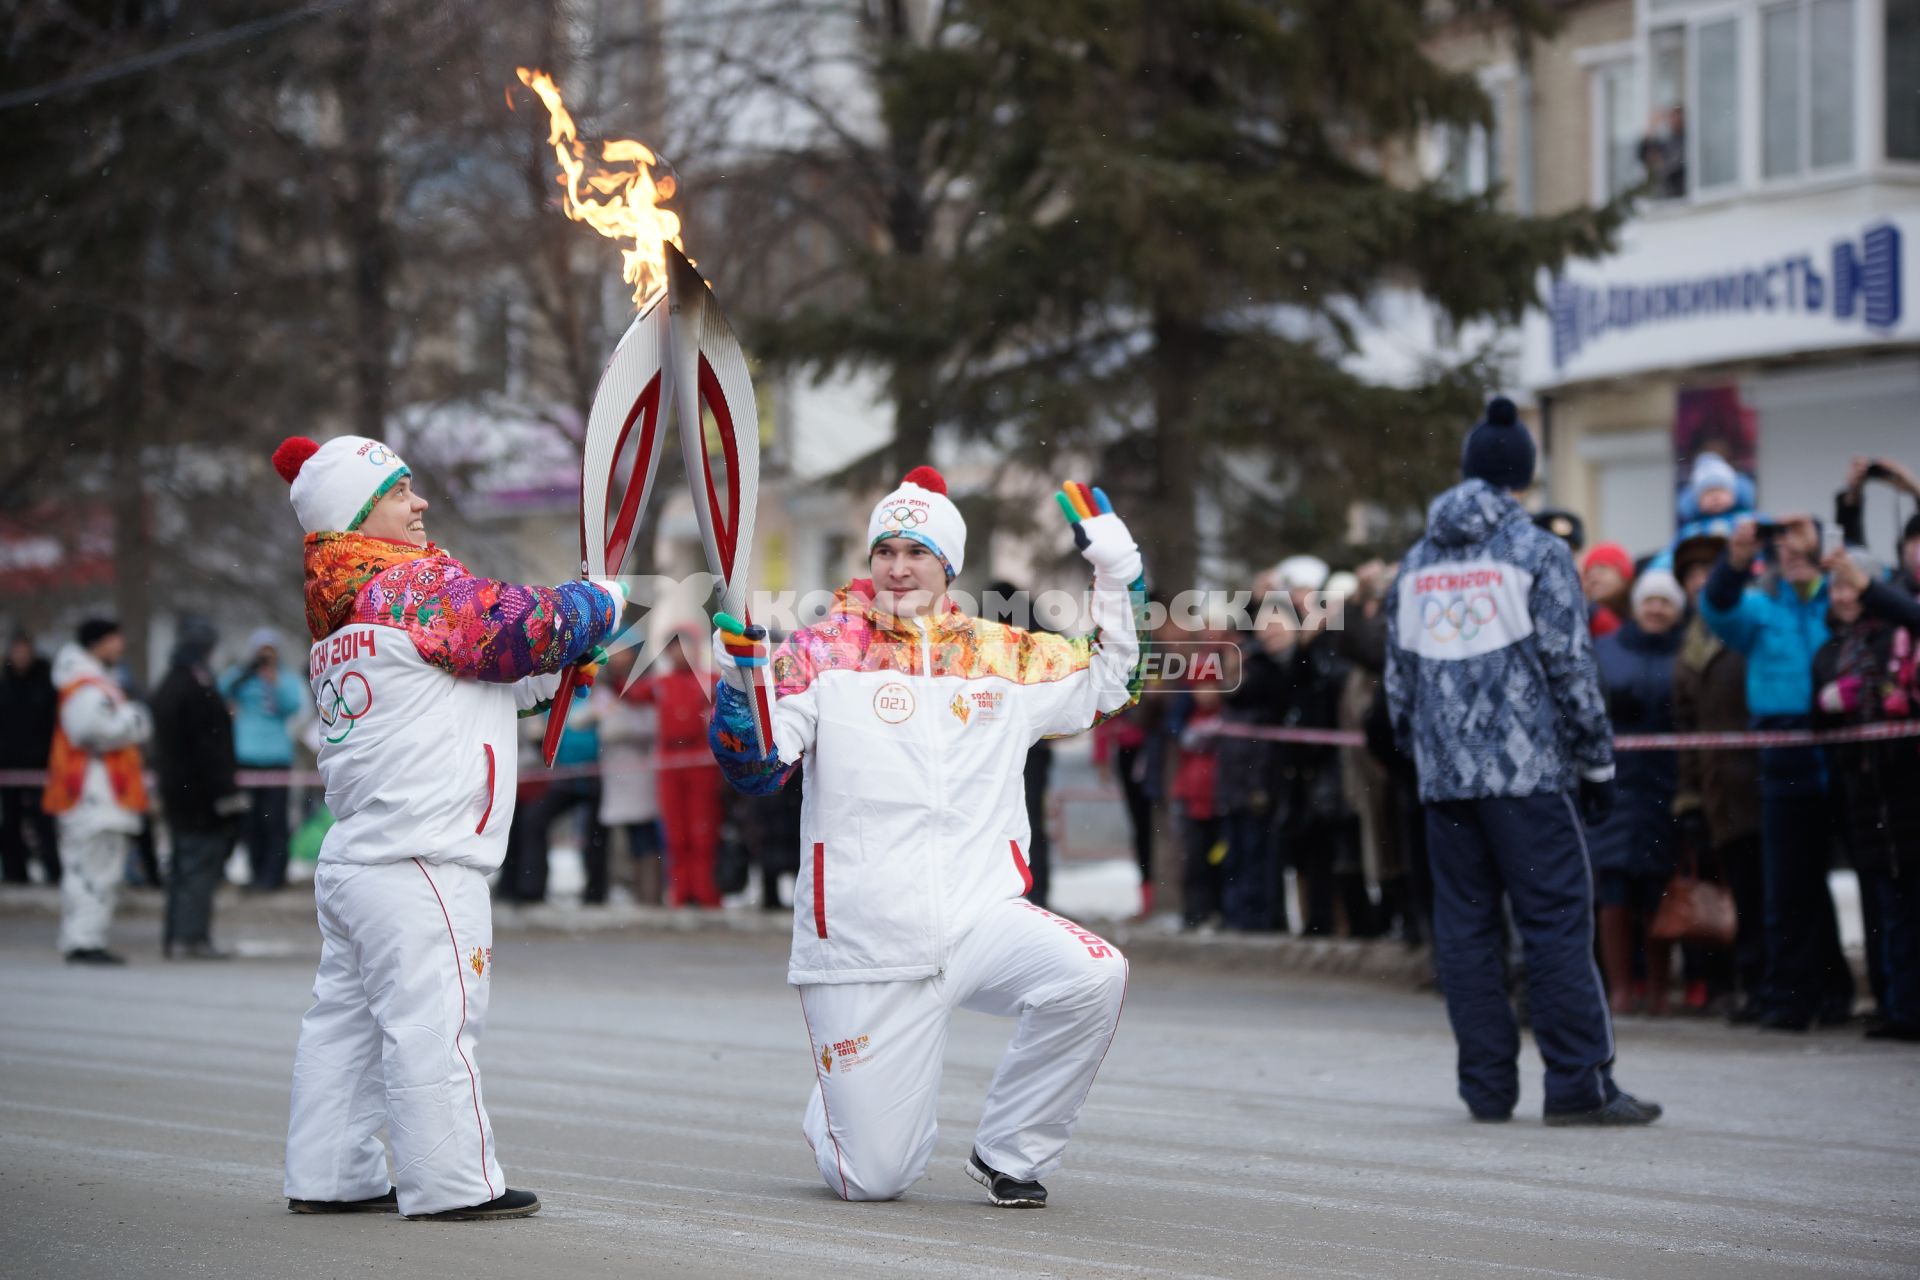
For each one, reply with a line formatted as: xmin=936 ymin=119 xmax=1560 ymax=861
xmin=1631 ymin=568 xmax=1687 ymax=610
xmin=273 ymin=436 xmax=411 ymax=535
xmin=1274 ymin=555 xmax=1330 ymax=592
xmin=868 ymin=466 xmax=966 ymax=578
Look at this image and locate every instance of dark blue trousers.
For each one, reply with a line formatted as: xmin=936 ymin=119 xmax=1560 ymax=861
xmin=1425 ymin=793 xmax=1615 ymax=1117
xmin=1863 ymin=868 xmax=1920 ymax=1026
xmin=1221 ymin=810 xmax=1281 ymax=931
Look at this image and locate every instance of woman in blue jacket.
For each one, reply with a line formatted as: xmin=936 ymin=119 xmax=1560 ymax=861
xmin=1588 ymin=571 xmax=1686 ymax=1015
xmin=1699 ymin=517 xmax=1853 ymax=1030
xmin=220 ymin=628 xmax=305 ymax=891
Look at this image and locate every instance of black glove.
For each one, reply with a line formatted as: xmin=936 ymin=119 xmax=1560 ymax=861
xmin=1579 ymin=775 xmax=1617 ymax=826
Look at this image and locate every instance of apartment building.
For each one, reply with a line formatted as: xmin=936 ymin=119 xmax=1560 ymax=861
xmin=1431 ymin=0 xmax=1920 ymax=557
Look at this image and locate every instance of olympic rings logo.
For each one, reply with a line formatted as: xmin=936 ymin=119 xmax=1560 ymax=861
xmin=317 ymin=671 xmax=374 ymax=744
xmin=881 ymin=504 xmax=929 ymax=533
xmin=1421 ymin=593 xmax=1498 ymax=643
xmin=365 ymin=445 xmax=395 ymax=467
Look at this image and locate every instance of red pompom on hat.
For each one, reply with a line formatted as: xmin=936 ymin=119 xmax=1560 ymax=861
xmin=272 ymin=436 xmax=320 ymax=484
xmin=901 ymin=465 xmax=947 ymax=495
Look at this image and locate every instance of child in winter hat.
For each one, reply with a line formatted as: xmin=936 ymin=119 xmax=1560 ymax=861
xmin=1686 ymin=454 xmax=1742 ymax=517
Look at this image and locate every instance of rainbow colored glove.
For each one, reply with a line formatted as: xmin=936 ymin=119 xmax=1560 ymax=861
xmin=1055 ymin=481 xmax=1143 ymax=583
xmin=712 ymin=611 xmax=769 ymax=695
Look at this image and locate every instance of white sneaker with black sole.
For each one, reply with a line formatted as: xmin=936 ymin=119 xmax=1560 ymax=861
xmin=966 ymin=1149 xmax=1047 ymax=1208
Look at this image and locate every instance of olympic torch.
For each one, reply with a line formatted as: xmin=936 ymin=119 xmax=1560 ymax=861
xmin=515 ymin=68 xmax=773 ymax=763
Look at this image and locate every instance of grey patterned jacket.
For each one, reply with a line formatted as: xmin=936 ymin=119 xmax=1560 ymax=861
xmin=1384 ymin=480 xmax=1615 ymax=803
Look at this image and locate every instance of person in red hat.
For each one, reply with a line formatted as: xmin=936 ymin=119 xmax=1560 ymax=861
xmin=271 ymin=434 xmax=624 ymax=1221
xmin=710 ymin=467 xmax=1146 ymax=1209
xmin=1582 ymin=543 xmax=1634 ymax=638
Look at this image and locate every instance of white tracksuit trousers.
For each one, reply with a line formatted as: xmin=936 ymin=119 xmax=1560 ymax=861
xmin=797 ymin=899 xmax=1128 ymax=1201
xmin=56 ymin=822 xmax=130 ymax=954
xmin=284 ymin=859 xmax=505 ymax=1217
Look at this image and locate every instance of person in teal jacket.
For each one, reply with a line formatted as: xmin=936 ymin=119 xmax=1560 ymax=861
xmin=220 ymin=627 xmax=305 ymax=891
xmin=1698 ymin=515 xmax=1852 ymax=1031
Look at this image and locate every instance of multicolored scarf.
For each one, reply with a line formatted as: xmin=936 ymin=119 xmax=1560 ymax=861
xmin=303 ymin=532 xmax=442 ymax=642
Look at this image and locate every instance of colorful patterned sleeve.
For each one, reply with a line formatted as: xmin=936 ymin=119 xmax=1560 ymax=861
xmin=355 ymin=556 xmax=616 ymax=683
xmin=709 ymin=682 xmax=793 ymax=796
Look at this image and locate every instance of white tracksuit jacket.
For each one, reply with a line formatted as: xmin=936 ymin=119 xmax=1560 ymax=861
xmin=307 ymin=624 xmax=556 ymax=872
xmin=711 ymin=562 xmax=1146 ymax=985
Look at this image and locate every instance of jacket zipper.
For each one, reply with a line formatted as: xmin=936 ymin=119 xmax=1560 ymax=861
xmin=918 ymin=617 xmax=949 ymax=976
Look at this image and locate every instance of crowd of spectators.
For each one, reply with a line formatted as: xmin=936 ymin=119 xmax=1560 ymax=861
xmin=1107 ymin=448 xmax=1919 ymax=1044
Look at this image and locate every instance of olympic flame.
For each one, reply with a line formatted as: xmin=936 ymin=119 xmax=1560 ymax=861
xmin=514 ymin=66 xmax=684 ymax=306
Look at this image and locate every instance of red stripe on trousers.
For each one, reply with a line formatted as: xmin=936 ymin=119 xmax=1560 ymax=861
xmin=411 ymin=858 xmax=495 ymax=1203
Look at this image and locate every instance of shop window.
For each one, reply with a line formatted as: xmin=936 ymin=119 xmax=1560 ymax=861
xmin=1592 ymin=58 xmax=1644 ymax=200
xmin=1764 ymin=0 xmax=1858 ymax=179
xmin=1762 ymin=6 xmax=1803 ymax=177
xmin=1695 ymin=18 xmax=1741 ymax=190
xmin=1891 ymin=0 xmax=1920 ymax=160
xmin=1810 ymin=0 xmax=1856 ymax=168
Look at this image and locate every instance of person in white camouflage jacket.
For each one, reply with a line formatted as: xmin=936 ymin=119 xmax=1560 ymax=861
xmin=1385 ymin=397 xmax=1661 ymax=1128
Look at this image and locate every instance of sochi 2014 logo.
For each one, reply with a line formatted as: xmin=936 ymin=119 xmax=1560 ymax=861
xmin=317 ymin=671 xmax=374 ymax=744
xmin=1421 ymin=594 xmax=1498 ymax=644
xmin=365 ymin=444 xmax=396 ymax=467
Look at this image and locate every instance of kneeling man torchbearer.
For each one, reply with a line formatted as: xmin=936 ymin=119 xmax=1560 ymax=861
xmin=274 ymin=434 xmax=623 ymax=1220
xmin=710 ymin=467 xmax=1145 ymax=1207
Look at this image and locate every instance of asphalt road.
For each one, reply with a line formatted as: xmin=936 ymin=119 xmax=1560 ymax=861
xmin=1 ymin=913 xmax=1916 ymax=1279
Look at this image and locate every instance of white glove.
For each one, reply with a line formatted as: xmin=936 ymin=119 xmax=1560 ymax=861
xmin=1056 ymin=482 xmax=1143 ymax=584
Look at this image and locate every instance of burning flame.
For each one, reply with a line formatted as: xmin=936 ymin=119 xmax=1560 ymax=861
xmin=514 ymin=67 xmax=684 ymax=306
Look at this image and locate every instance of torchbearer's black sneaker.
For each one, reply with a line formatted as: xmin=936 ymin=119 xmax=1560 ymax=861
xmin=65 ymin=948 xmax=127 ymax=965
xmin=288 ymin=1187 xmax=398 ymax=1214
xmin=411 ymin=1188 xmax=541 ymax=1221
xmin=1543 ymin=1091 xmax=1664 ymax=1127
xmin=966 ymin=1150 xmax=1047 ymax=1208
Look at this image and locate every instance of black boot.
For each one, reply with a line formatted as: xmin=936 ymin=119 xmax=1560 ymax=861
xmin=411 ymin=1188 xmax=541 ymax=1220
xmin=288 ymin=1187 xmax=398 ymax=1214
xmin=1544 ymin=1090 xmax=1664 ymax=1127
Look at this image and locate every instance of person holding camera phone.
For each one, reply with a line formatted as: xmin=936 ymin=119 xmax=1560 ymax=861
xmin=1819 ymin=456 xmax=1920 ymax=1041
xmin=1836 ymin=456 xmax=1920 ymax=596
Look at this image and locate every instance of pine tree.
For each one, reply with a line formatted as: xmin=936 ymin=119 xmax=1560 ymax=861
xmin=752 ymin=0 xmax=1620 ymax=590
